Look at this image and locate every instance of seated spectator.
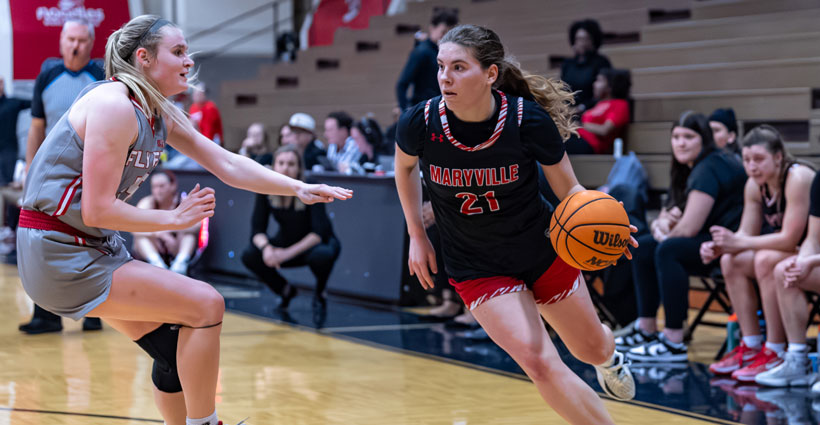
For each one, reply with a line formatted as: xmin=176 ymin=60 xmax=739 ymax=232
xmin=350 ymin=117 xmax=389 ymax=173
xmin=753 ymin=172 xmax=820 ymax=388
xmin=702 ymin=125 xmax=815 ymax=382
xmin=566 ymin=69 xmax=631 ymax=155
xmin=616 ymin=112 xmax=746 ymax=362
xmin=323 ymin=111 xmax=362 ymax=173
xmin=238 ymin=122 xmax=272 ymax=163
xmin=284 ymin=113 xmax=325 ymax=170
xmin=132 ymin=170 xmax=200 ymax=275
xmin=709 ymin=108 xmax=740 ymax=155
xmin=561 ymin=19 xmax=612 ymax=113
xmin=241 ymin=145 xmax=341 ymax=311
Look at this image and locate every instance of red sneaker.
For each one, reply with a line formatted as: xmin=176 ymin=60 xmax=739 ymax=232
xmin=731 ymin=347 xmax=783 ymax=382
xmin=709 ymin=342 xmax=758 ymax=375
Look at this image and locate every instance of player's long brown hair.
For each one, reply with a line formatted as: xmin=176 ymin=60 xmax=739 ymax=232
xmin=440 ymin=24 xmax=578 ymax=140
xmin=741 ymin=125 xmax=814 ymax=192
xmin=104 ymin=15 xmax=188 ymax=128
xmin=268 ymin=145 xmax=306 ymax=211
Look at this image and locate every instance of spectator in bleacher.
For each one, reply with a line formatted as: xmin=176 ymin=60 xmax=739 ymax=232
xmin=617 ymin=111 xmax=746 ymax=363
xmin=701 ymin=125 xmax=815 ymax=382
xmin=565 ymin=69 xmax=631 ymax=155
xmin=188 ymin=83 xmax=223 ymax=145
xmin=709 ymin=108 xmax=740 ymax=155
xmin=132 ymin=170 xmax=200 ymax=275
xmin=0 ymin=76 xmax=31 ymax=186
xmin=752 ymin=172 xmax=820 ymax=389
xmin=241 ymin=145 xmax=341 ymax=311
xmin=238 ymin=122 xmax=272 ymax=164
xmin=324 ymin=111 xmax=362 ymax=173
xmin=285 ymin=112 xmax=325 ymax=170
xmin=350 ymin=117 xmax=388 ymax=173
xmin=561 ymin=19 xmax=612 ymax=113
xmin=395 ymin=8 xmax=459 ymax=111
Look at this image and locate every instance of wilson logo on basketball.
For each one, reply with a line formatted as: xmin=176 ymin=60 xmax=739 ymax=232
xmin=592 ymin=230 xmax=629 ymax=248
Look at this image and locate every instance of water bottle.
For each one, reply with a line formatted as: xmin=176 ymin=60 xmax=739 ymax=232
xmin=726 ymin=313 xmax=739 ymax=351
xmin=613 ymin=138 xmax=623 ymax=159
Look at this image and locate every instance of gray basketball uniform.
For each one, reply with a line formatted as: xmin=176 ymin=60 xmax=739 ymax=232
xmin=18 ymin=79 xmax=167 ymax=320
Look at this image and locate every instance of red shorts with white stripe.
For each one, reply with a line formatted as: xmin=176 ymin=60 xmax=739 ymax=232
xmin=449 ymin=256 xmax=581 ymax=311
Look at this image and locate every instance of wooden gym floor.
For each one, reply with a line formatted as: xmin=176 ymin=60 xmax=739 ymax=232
xmin=0 ymin=263 xmax=810 ymax=424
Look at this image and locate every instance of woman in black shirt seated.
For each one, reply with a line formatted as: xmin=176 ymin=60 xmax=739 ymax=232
xmin=241 ymin=145 xmax=341 ymax=310
xmin=560 ymin=19 xmax=612 ymax=113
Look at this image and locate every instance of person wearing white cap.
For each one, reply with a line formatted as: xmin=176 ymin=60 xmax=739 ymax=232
xmin=285 ymin=112 xmax=325 ymax=170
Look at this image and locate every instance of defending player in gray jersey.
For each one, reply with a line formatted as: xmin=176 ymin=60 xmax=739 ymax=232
xmin=16 ymin=15 xmax=352 ymax=425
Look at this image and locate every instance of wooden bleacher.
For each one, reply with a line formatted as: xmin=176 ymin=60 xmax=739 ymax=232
xmin=219 ymin=0 xmax=820 ymax=193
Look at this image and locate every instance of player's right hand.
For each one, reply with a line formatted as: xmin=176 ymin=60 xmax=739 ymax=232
xmin=699 ymin=241 xmax=720 ymax=264
xmin=408 ymin=234 xmax=438 ymax=290
xmin=173 ymin=184 xmax=215 ymax=229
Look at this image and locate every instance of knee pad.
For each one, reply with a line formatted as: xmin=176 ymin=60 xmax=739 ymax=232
xmin=134 ymin=323 xmax=182 ymax=393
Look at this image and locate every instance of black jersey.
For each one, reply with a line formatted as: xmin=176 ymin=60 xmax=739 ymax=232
xmin=811 ymin=172 xmax=820 ymax=219
xmin=397 ymin=91 xmax=565 ymax=281
xmin=760 ymin=164 xmax=799 ymax=233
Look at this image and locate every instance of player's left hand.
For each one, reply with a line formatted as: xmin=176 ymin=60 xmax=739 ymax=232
xmin=783 ymin=256 xmax=810 ymax=288
xmin=296 ymin=183 xmax=353 ymax=204
xmin=622 ymin=224 xmax=639 ymax=260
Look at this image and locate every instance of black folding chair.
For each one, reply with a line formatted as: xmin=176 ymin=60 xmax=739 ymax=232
xmin=687 ymin=270 xmax=734 ymax=359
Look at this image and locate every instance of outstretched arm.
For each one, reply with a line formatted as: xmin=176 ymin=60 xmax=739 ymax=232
xmin=167 ymin=115 xmax=351 ymax=204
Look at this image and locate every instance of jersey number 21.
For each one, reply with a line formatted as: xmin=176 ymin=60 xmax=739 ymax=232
xmin=456 ymin=191 xmax=499 ymax=215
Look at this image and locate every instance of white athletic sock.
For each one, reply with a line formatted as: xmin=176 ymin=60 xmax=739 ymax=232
xmin=788 ymin=343 xmax=809 ymax=356
xmin=742 ymin=335 xmax=764 ymax=350
xmin=765 ymin=342 xmax=786 ymax=355
xmin=186 ymin=411 xmax=218 ymax=425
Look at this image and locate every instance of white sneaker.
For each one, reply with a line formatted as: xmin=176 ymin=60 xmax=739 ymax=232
xmin=595 ymin=351 xmax=636 ymax=400
xmin=755 ymin=351 xmax=814 ymax=387
xmin=627 ymin=333 xmax=688 ymax=363
xmin=811 ymin=376 xmax=820 ymax=394
xmin=170 ymin=258 xmax=189 ymax=275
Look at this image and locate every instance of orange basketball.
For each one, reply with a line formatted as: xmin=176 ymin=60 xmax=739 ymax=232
xmin=549 ymin=190 xmax=631 ymax=271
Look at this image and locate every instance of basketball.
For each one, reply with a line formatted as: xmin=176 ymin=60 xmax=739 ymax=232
xmin=549 ymin=190 xmax=631 ymax=271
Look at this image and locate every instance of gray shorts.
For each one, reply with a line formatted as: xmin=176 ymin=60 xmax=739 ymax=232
xmin=17 ymin=227 xmax=132 ymax=320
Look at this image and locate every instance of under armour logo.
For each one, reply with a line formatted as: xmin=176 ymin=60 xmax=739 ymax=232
xmin=430 ymin=133 xmax=444 ymax=143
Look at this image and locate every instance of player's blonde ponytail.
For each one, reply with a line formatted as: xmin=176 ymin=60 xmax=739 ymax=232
xmin=104 ymin=15 xmax=188 ymax=128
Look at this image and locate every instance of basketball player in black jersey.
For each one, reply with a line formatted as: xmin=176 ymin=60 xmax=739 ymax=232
xmin=395 ymin=25 xmax=636 ymax=424
xmin=701 ymin=125 xmax=815 ymax=383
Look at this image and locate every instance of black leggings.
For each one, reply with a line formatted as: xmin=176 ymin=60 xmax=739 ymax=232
xmin=241 ymin=238 xmax=340 ymax=296
xmin=631 ymin=233 xmax=714 ymax=329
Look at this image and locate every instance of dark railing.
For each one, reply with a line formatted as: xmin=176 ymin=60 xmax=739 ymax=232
xmin=188 ymin=0 xmax=290 ymax=62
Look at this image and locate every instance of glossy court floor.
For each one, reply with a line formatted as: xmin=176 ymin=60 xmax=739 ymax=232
xmin=0 ymin=263 xmax=817 ymax=424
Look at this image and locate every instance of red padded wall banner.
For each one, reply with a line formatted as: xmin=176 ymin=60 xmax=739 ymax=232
xmin=10 ymin=0 xmax=131 ymax=79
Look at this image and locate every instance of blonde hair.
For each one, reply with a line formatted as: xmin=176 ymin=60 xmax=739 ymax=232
xmin=104 ymin=15 xmax=188 ymax=128
xmin=440 ymin=25 xmax=579 ymax=140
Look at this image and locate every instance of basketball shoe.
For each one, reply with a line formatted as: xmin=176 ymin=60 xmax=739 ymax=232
xmin=626 ymin=333 xmax=688 ymax=362
xmin=595 ymin=351 xmax=636 ymax=400
xmin=614 ymin=321 xmax=657 ymax=351
xmin=754 ymin=351 xmax=815 ymax=387
xmin=731 ymin=346 xmax=783 ymax=382
xmin=709 ymin=341 xmax=758 ymax=375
